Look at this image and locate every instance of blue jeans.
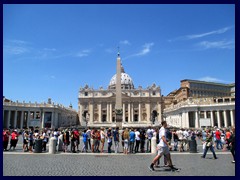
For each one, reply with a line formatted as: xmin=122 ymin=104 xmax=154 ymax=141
xmin=202 ymin=145 xmax=217 ymax=159
xmin=216 ymin=139 xmax=222 ymax=149
xmin=174 ymin=139 xmax=178 ymax=151
xmin=108 ymin=141 xmax=112 ymax=153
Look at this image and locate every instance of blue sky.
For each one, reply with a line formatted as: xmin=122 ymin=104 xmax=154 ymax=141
xmin=3 ymin=4 xmax=235 ymax=109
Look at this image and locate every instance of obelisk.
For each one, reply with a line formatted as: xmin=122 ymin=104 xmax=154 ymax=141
xmin=115 ymin=51 xmax=123 ymax=129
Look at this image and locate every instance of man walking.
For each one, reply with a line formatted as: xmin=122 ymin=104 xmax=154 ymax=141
xmin=149 ymin=121 xmax=179 ymax=172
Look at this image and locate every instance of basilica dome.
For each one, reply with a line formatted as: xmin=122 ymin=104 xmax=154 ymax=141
xmin=108 ymin=67 xmax=134 ymax=89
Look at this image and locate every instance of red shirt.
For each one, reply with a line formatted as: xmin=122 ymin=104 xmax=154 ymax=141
xmin=215 ymin=131 xmax=221 ymax=140
xmin=226 ymin=132 xmax=231 ymax=139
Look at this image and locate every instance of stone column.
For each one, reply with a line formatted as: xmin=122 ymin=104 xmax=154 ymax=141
xmin=230 ymin=110 xmax=234 ymax=127
xmin=158 ymin=103 xmax=161 ymax=122
xmin=223 ymin=110 xmax=228 ymax=128
xmin=14 ymin=110 xmax=17 ymax=128
xmin=128 ymin=103 xmax=131 ymax=122
xmin=89 ymin=103 xmax=94 ymax=123
xmin=138 ymin=103 xmax=141 ymax=122
xmin=27 ymin=110 xmax=31 ymax=127
xmin=195 ymin=111 xmax=199 ymax=128
xmin=51 ymin=112 xmax=54 ymax=129
xmin=55 ymin=112 xmax=59 ymax=128
xmin=185 ymin=111 xmax=189 ymax=128
xmin=34 ymin=111 xmax=37 ymax=119
xmin=20 ymin=111 xmax=24 ymax=129
xmin=210 ymin=111 xmax=214 ymax=127
xmin=217 ymin=111 xmax=221 ymax=128
xmin=123 ymin=103 xmax=125 ymax=122
xmin=79 ymin=104 xmax=83 ymax=124
xmin=41 ymin=111 xmax=45 ymax=128
xmin=146 ymin=103 xmax=151 ymax=122
xmin=204 ymin=111 xmax=207 ymax=119
xmin=98 ymin=103 xmax=102 ymax=122
xmin=7 ymin=110 xmax=11 ymax=129
xmin=109 ymin=103 xmax=112 ymax=123
xmin=107 ymin=103 xmax=109 ymax=122
xmin=131 ymin=103 xmax=134 ymax=122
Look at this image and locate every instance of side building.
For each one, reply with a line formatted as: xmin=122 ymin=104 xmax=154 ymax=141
xmin=163 ymin=79 xmax=235 ymax=129
xmin=3 ymin=97 xmax=79 ymax=129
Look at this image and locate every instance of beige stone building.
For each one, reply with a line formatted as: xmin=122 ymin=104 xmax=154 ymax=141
xmin=163 ymin=80 xmax=235 ymax=128
xmin=78 ymin=54 xmax=163 ymax=128
xmin=3 ymin=97 xmax=78 ymax=129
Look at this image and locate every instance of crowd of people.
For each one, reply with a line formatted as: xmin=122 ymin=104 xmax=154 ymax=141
xmin=3 ymin=125 xmax=235 ymax=164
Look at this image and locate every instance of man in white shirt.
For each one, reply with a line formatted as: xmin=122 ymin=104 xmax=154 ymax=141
xmin=149 ymin=121 xmax=179 ymax=172
xmin=134 ymin=129 xmax=140 ymax=153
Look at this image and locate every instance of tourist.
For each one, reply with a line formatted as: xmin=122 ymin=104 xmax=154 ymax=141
xmin=123 ymin=128 xmax=129 ymax=154
xmin=28 ymin=129 xmax=34 ymax=153
xmin=100 ymin=127 xmax=107 ymax=153
xmin=149 ymin=121 xmax=179 ymax=171
xmin=62 ymin=129 xmax=70 ymax=153
xmin=201 ymin=129 xmax=207 ymax=155
xmin=129 ymin=128 xmax=135 ymax=153
xmin=3 ymin=129 xmax=10 ymax=151
xmin=146 ymin=126 xmax=153 ymax=152
xmin=81 ymin=129 xmax=88 ymax=153
xmin=182 ymin=129 xmax=189 ymax=151
xmin=91 ymin=128 xmax=96 ymax=152
xmin=166 ymin=127 xmax=172 ymax=151
xmin=113 ymin=127 xmax=120 ymax=153
xmin=225 ymin=129 xmax=231 ymax=150
xmin=95 ymin=129 xmax=100 ymax=152
xmin=134 ymin=128 xmax=140 ymax=153
xmin=121 ymin=129 xmax=125 ymax=152
xmin=140 ymin=128 xmax=146 ymax=153
xmin=23 ymin=130 xmax=29 ymax=152
xmin=86 ymin=127 xmax=91 ymax=150
xmin=70 ymin=129 xmax=76 ymax=153
xmin=172 ymin=129 xmax=179 ymax=151
xmin=229 ymin=127 xmax=235 ymax=163
xmin=201 ymin=129 xmax=217 ymax=159
xmin=9 ymin=129 xmax=18 ymax=151
xmin=73 ymin=128 xmax=80 ymax=152
xmin=41 ymin=129 xmax=49 ymax=152
xmin=107 ymin=128 xmax=113 ymax=153
xmin=176 ymin=128 xmax=183 ymax=152
xmin=215 ymin=129 xmax=222 ymax=150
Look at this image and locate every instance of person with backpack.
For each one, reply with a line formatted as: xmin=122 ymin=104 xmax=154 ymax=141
xmin=201 ymin=129 xmax=217 ymax=159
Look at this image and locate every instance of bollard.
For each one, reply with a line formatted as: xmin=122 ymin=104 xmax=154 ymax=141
xmin=189 ymin=139 xmax=198 ymax=153
xmin=151 ymin=136 xmax=157 ymax=154
xmin=49 ymin=137 xmax=57 ymax=154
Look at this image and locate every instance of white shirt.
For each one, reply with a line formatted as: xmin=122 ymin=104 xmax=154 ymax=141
xmin=177 ymin=130 xmax=183 ymax=140
xmin=159 ymin=127 xmax=167 ymax=147
xmin=135 ymin=131 xmax=140 ymax=141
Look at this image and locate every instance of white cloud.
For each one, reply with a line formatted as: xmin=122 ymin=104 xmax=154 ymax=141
xmin=76 ymin=49 xmax=91 ymax=57
xmin=168 ymin=26 xmax=233 ymax=42
xmin=120 ymin=40 xmax=131 ymax=45
xmin=187 ymin=26 xmax=232 ymax=39
xmin=136 ymin=43 xmax=154 ymax=56
xmin=198 ymin=76 xmax=226 ymax=83
xmin=198 ymin=40 xmax=234 ymax=49
xmin=50 ymin=75 xmax=56 ymax=79
xmin=4 ymin=39 xmax=31 ymax=55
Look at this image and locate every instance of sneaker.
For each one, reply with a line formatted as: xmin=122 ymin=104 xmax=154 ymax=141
xmin=171 ymin=167 xmax=180 ymax=172
xmin=154 ymin=165 xmax=160 ymax=168
xmin=214 ymin=157 xmax=218 ymax=159
xmin=148 ymin=164 xmax=155 ymax=171
xmin=232 ymin=161 xmax=235 ymax=163
xmin=201 ymin=156 xmax=205 ymax=158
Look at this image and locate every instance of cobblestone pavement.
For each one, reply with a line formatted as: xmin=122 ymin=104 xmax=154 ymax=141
xmin=3 ymin=153 xmax=235 ymax=176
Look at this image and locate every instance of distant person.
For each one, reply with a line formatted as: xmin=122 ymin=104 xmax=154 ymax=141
xmin=81 ymin=129 xmax=88 ymax=153
xmin=123 ymin=128 xmax=129 ymax=154
xmin=134 ymin=129 xmax=140 ymax=153
xmin=201 ymin=129 xmax=217 ymax=159
xmin=3 ymin=129 xmax=10 ymax=151
xmin=9 ymin=129 xmax=18 ymax=151
xmin=129 ymin=128 xmax=135 ymax=153
xmin=113 ymin=127 xmax=120 ymax=153
xmin=229 ymin=127 xmax=235 ymax=163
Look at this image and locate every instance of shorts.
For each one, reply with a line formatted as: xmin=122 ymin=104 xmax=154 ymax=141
xmin=91 ymin=139 xmax=96 ymax=145
xmin=124 ymin=139 xmax=128 ymax=149
xmin=101 ymin=138 xmax=105 ymax=144
xmin=157 ymin=146 xmax=170 ymax=156
xmin=23 ymin=139 xmax=28 ymax=145
xmin=29 ymin=140 xmax=34 ymax=147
